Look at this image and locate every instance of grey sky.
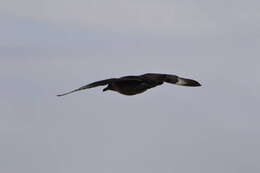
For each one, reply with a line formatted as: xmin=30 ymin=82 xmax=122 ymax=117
xmin=1 ymin=0 xmax=260 ymax=173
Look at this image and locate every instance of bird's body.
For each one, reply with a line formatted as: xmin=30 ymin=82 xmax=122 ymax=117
xmin=57 ymin=73 xmax=201 ymax=96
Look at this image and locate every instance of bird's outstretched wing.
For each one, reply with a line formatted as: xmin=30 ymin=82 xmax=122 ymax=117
xmin=141 ymin=73 xmax=201 ymax=87
xmin=57 ymin=78 xmax=116 ymax=97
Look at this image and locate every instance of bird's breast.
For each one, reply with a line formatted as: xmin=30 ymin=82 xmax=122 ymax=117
xmin=118 ymin=88 xmax=148 ymax=95
xmin=113 ymin=83 xmax=149 ymax=95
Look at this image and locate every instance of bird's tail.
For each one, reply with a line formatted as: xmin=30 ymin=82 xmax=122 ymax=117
xmin=175 ymin=77 xmax=201 ymax=87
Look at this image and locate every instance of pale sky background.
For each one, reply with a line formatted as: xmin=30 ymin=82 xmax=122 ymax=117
xmin=1 ymin=0 xmax=260 ymax=173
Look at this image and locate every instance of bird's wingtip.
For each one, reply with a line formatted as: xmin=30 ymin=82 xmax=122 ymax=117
xmin=176 ymin=77 xmax=202 ymax=87
xmin=56 ymin=92 xmax=71 ymax=97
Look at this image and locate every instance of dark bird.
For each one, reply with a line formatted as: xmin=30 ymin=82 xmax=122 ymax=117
xmin=57 ymin=73 xmax=201 ymax=96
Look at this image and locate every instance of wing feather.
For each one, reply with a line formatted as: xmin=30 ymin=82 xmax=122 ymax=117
xmin=141 ymin=73 xmax=201 ymax=87
xmin=57 ymin=78 xmax=116 ymax=97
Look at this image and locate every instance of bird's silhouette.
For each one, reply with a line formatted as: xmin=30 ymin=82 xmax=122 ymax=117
xmin=57 ymin=73 xmax=201 ymax=96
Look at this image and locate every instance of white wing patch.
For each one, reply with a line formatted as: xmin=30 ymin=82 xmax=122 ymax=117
xmin=175 ymin=78 xmax=188 ymax=86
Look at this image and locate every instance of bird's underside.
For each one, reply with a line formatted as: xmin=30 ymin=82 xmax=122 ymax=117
xmin=57 ymin=73 xmax=201 ymax=96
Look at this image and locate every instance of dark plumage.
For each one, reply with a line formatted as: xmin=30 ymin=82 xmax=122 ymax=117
xmin=57 ymin=73 xmax=201 ymax=96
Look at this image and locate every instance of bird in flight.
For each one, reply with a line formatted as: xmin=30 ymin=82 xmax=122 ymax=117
xmin=57 ymin=73 xmax=201 ymax=96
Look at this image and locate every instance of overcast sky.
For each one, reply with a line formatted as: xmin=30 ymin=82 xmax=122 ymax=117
xmin=1 ymin=0 xmax=260 ymax=173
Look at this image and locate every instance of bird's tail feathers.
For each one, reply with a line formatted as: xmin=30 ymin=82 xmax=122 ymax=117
xmin=176 ymin=77 xmax=201 ymax=87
